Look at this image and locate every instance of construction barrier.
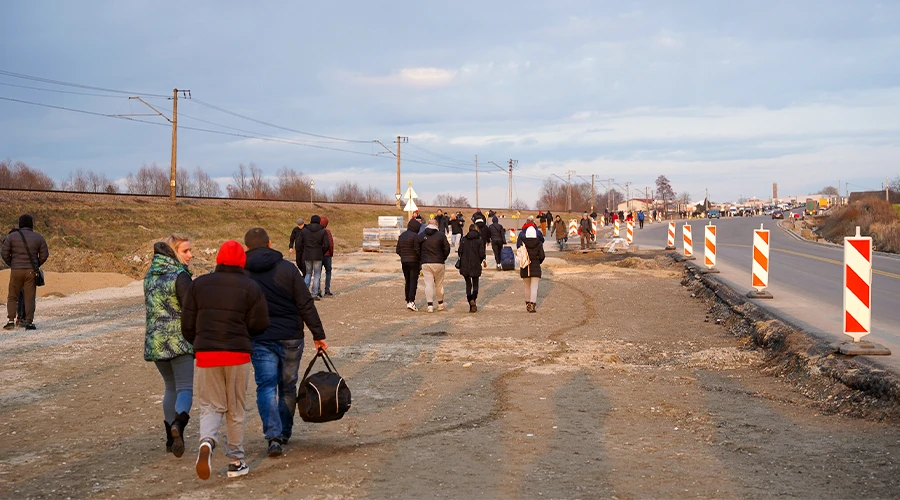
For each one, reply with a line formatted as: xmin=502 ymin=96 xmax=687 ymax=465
xmin=682 ymin=224 xmax=695 ymax=260
xmin=567 ymin=219 xmax=578 ymax=238
xmin=626 ymin=220 xmax=634 ymax=244
xmin=666 ymin=221 xmax=676 ymax=249
xmin=508 ymin=229 xmax=517 ymax=244
xmin=844 ymin=227 xmax=872 ymax=342
xmin=748 ymin=224 xmax=772 ymax=298
xmin=614 ymin=220 xmax=620 ymax=237
xmin=703 ymin=224 xmax=718 ymax=272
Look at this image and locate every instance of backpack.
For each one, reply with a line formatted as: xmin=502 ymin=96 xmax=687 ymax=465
xmin=515 ymin=244 xmax=531 ymax=269
xmin=296 ymin=349 xmax=352 ymax=423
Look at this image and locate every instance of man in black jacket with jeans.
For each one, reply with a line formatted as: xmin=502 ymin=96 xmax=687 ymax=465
xmin=244 ymin=228 xmax=328 ymax=458
xmin=488 ymin=216 xmax=506 ymax=270
xmin=299 ymin=215 xmax=330 ymax=299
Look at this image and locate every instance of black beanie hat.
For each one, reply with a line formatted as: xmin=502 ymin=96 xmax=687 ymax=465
xmin=18 ymin=214 xmax=33 ymax=229
xmin=310 ymin=215 xmax=321 ymax=224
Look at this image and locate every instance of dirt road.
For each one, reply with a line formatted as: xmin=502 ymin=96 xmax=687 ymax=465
xmin=1 ymin=251 xmax=898 ymax=499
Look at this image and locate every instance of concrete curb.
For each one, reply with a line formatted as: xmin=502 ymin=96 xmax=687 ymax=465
xmin=681 ymin=259 xmax=900 ymax=420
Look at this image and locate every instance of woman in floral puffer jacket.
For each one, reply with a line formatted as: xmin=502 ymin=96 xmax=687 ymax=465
xmin=144 ymin=234 xmax=194 ymax=458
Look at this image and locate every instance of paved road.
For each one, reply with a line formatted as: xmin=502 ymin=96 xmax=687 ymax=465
xmin=632 ymin=214 xmax=900 ymax=372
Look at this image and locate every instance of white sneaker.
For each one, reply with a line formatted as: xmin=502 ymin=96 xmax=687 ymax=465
xmin=437 ymin=303 xmax=446 ymax=311
xmin=427 ymin=305 xmax=434 ymax=313
xmin=196 ymin=440 xmax=213 ymax=480
xmin=407 ymin=302 xmax=418 ymax=312
xmin=496 ymin=264 xmax=501 ymax=270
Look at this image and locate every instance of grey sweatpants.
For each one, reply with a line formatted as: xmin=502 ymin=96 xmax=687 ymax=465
xmin=421 ymin=263 xmax=445 ymax=304
xmin=196 ymin=363 xmax=250 ymax=460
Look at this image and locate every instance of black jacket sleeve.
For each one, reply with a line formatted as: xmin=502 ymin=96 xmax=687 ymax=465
xmin=174 ymin=271 xmax=192 ymax=307
xmin=413 ymin=233 xmax=424 ymax=259
xmin=181 ymin=286 xmax=198 ymax=345
xmin=538 ymin=244 xmax=546 ymax=264
xmin=441 ymin=235 xmax=451 ymax=260
xmin=322 ymin=233 xmax=330 ymax=255
xmin=245 ymin=284 xmax=271 ymax=337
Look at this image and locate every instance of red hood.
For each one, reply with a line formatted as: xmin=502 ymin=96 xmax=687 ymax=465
xmin=321 ymin=216 xmax=329 ymax=228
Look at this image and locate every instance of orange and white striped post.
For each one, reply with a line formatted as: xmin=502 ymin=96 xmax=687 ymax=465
xmin=703 ymin=223 xmax=719 ymax=273
xmin=626 ymin=220 xmax=634 ymax=244
xmin=665 ymin=221 xmax=676 ymax=249
xmin=834 ymin=227 xmax=890 ymax=354
xmin=682 ymin=224 xmax=695 ymax=260
xmin=614 ymin=219 xmax=620 ymax=237
xmin=747 ymin=223 xmax=773 ymax=299
xmin=567 ymin=219 xmax=578 ymax=238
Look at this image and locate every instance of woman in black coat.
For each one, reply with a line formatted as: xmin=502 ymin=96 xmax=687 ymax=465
xmin=519 ymin=226 xmax=546 ymax=313
xmin=457 ymin=224 xmax=486 ymax=313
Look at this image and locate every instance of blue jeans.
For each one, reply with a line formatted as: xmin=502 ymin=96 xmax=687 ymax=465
xmin=320 ymin=256 xmax=332 ymax=294
xmin=251 ymin=339 xmax=304 ymax=442
xmin=154 ymin=354 xmax=194 ymax=423
xmin=304 ymin=261 xmax=323 ymax=296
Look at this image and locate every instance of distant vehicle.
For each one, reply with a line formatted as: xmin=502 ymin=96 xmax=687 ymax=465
xmin=772 ymin=209 xmax=784 ymax=219
xmin=729 ymin=207 xmax=738 ymax=216
xmin=708 ymin=209 xmax=720 ymax=219
xmin=743 ymin=208 xmax=754 ymax=216
xmin=805 ymin=199 xmax=817 ymax=216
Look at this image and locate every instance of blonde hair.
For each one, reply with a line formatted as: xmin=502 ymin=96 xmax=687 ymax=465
xmin=164 ymin=233 xmax=192 ymax=265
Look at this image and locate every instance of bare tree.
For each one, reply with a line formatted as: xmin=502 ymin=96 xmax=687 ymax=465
xmin=176 ymin=168 xmax=196 ymax=197
xmin=331 ymin=181 xmax=365 ymax=203
xmin=60 ymin=169 xmax=118 ymax=193
xmin=656 ymin=175 xmax=675 ymax=216
xmin=0 ymin=159 xmax=56 ymax=190
xmin=125 ymin=163 xmax=168 ymax=195
xmin=274 ymin=167 xmax=311 ymax=201
xmin=248 ymin=163 xmax=273 ymax=199
xmin=227 ymin=163 xmax=251 ymax=198
xmin=820 ymin=186 xmax=839 ymax=196
xmin=193 ymin=167 xmax=222 ymax=197
xmin=535 ymin=179 xmax=566 ymax=211
xmin=511 ymin=198 xmax=530 ymax=210
xmin=678 ymin=191 xmax=692 ymax=213
xmin=431 ymin=193 xmax=472 ymax=208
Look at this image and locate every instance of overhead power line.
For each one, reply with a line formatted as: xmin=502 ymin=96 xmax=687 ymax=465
xmin=0 ymin=69 xmax=170 ymax=98
xmin=0 ymin=81 xmax=124 ymax=98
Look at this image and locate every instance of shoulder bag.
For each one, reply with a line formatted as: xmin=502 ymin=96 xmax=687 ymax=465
xmin=17 ymin=230 xmax=44 ymax=287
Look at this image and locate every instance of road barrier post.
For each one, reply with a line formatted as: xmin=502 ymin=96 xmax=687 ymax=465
xmin=626 ymin=220 xmax=634 ymax=244
xmin=747 ymin=223 xmax=773 ymax=299
xmin=614 ymin=220 xmax=620 ymax=237
xmin=682 ymin=224 xmax=695 ymax=260
xmin=703 ymin=223 xmax=719 ymax=273
xmin=567 ymin=219 xmax=578 ymax=238
xmin=666 ymin=221 xmax=676 ymax=250
xmin=833 ymin=226 xmax=890 ymax=355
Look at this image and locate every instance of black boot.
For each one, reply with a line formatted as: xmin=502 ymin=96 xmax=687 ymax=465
xmin=164 ymin=421 xmax=174 ymax=453
xmin=171 ymin=412 xmax=190 ymax=458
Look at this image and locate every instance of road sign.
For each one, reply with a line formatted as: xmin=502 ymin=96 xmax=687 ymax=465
xmin=403 ymin=199 xmax=418 ymax=212
xmin=844 ymin=226 xmax=872 ymax=342
xmin=703 ymin=224 xmax=719 ymax=273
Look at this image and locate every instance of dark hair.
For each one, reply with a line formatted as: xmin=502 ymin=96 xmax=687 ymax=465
xmin=244 ymin=227 xmax=270 ymax=249
xmin=469 ymin=224 xmax=476 ymax=232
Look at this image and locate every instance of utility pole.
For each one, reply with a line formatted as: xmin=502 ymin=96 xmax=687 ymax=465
xmin=566 ymin=170 xmax=575 ymax=211
xmin=374 ymin=136 xmax=407 ymax=208
xmin=591 ymin=174 xmax=596 ymax=213
xmin=475 ymin=154 xmax=479 ymax=208
xmin=117 ymin=88 xmax=190 ymax=201
xmin=887 ymin=176 xmax=890 ymax=202
xmin=508 ymin=159 xmax=517 ymax=211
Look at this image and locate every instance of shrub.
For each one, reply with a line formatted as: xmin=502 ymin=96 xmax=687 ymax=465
xmin=819 ymin=198 xmax=897 ymax=244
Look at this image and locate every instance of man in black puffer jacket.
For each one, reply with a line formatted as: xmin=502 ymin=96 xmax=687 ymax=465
xmin=396 ymin=219 xmax=422 ymax=311
xmin=299 ymin=215 xmax=330 ymax=299
xmin=182 ymin=240 xmax=269 ymax=480
xmin=488 ymin=216 xmax=506 ymax=270
xmin=243 ymin=228 xmax=328 ymax=457
xmin=414 ymin=219 xmax=451 ymax=313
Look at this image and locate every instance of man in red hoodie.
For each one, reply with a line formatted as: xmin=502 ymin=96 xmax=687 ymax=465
xmin=319 ymin=216 xmax=335 ymax=297
xmin=182 ymin=240 xmax=270 ymax=480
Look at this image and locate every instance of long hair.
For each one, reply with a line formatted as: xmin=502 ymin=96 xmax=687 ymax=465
xmin=164 ymin=233 xmax=192 ymax=265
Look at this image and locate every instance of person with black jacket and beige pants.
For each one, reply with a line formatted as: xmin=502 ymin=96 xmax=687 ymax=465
xmin=1 ymin=214 xmax=48 ymax=330
xmin=182 ymin=240 xmax=270 ymax=480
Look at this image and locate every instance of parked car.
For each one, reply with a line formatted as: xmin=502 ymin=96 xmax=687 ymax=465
xmin=708 ymin=209 xmax=721 ymax=219
xmin=772 ymin=209 xmax=784 ymax=219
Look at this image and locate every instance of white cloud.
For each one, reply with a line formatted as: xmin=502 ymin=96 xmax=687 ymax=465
xmin=350 ymin=67 xmax=457 ymax=87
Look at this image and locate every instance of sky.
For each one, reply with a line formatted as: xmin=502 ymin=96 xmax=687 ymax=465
xmin=1 ymin=0 xmax=898 ymax=208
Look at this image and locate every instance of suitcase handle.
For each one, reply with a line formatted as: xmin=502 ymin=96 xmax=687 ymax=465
xmin=301 ymin=348 xmax=338 ymax=381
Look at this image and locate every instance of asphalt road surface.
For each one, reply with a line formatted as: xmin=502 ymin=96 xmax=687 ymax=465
xmin=632 ymin=213 xmax=900 ymax=372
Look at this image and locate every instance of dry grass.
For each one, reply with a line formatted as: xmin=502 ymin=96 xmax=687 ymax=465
xmin=818 ymin=198 xmax=898 ymax=250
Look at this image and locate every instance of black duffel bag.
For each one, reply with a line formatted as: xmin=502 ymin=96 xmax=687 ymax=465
xmin=297 ymin=349 xmax=351 ymax=423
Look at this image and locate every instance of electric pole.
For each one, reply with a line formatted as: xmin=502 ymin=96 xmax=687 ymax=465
xmin=117 ymin=88 xmax=190 ymax=201
xmin=374 ymin=136 xmax=407 ymax=208
xmin=508 ymin=159 xmax=518 ymax=211
xmin=566 ymin=170 xmax=575 ymax=211
xmin=591 ymin=174 xmax=595 ymax=213
xmin=475 ymin=154 xmax=479 ymax=208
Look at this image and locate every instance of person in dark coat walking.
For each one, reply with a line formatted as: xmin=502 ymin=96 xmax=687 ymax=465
xmin=396 ymin=219 xmax=422 ymax=311
xmin=458 ymin=224 xmax=486 ymax=313
xmin=449 ymin=212 xmax=465 ymax=248
xmin=436 ymin=209 xmax=450 ymax=235
xmin=244 ymin=228 xmax=328 ymax=458
xmin=288 ymin=218 xmax=305 ymax=276
xmin=550 ymin=214 xmax=567 ymax=251
xmin=319 ymin=216 xmax=335 ymax=296
xmin=519 ymin=226 xmax=545 ymax=313
xmin=488 ymin=216 xmax=506 ymax=270
xmin=299 ymin=215 xmax=330 ymax=298
xmin=414 ymin=219 xmax=451 ymax=313
xmin=182 ymin=240 xmax=270 ymax=480
xmin=2 ymin=214 xmax=49 ymax=329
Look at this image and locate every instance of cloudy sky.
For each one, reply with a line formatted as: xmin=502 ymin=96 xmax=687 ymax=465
xmin=1 ymin=1 xmax=898 ymax=207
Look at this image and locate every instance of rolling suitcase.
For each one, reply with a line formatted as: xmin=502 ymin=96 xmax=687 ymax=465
xmin=500 ymin=246 xmax=515 ymax=270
